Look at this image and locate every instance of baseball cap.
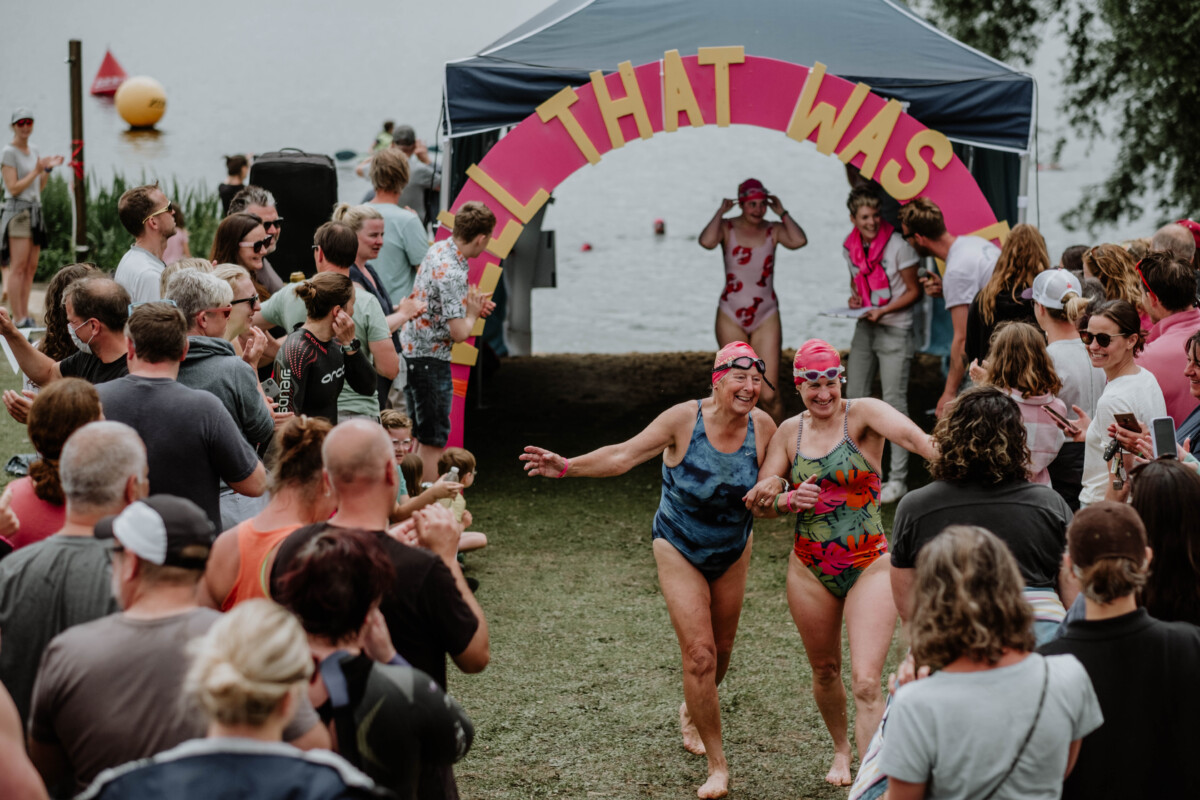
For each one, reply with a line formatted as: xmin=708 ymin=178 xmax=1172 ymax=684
xmin=1068 ymin=501 xmax=1147 ymax=568
xmin=392 ymin=124 xmax=416 ymax=146
xmin=95 ymin=496 xmax=215 ymax=569
xmin=1175 ymin=219 xmax=1200 ymax=249
xmin=10 ymin=108 xmax=33 ymax=124
xmin=1021 ymin=269 xmax=1082 ymax=309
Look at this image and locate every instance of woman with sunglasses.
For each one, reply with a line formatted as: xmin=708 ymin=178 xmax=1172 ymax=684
xmin=521 ymin=342 xmax=778 ymax=799
xmin=1056 ymin=299 xmax=1166 ymax=506
xmin=699 ymin=178 xmax=808 ymax=423
xmin=214 ymin=263 xmax=268 ymax=364
xmin=745 ymin=338 xmax=934 ymax=787
xmin=210 ymin=213 xmax=275 ymax=302
xmin=2 ymin=109 xmax=63 ymax=327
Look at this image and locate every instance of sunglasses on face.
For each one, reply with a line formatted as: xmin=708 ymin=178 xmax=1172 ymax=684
xmin=203 ymin=306 xmax=233 ymax=319
xmin=141 ymin=201 xmax=176 ymax=226
xmin=230 ymin=295 xmax=258 ymax=308
xmin=794 ymin=366 xmax=845 ymax=382
xmin=240 ymin=234 xmax=274 ymax=253
xmin=1080 ymin=330 xmax=1130 ymax=348
xmin=261 ymin=218 xmax=284 ymax=231
xmin=13 ymin=119 xmax=32 ymax=127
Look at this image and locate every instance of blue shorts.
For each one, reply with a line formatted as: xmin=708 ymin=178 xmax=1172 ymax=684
xmin=403 ymin=356 xmax=452 ymax=447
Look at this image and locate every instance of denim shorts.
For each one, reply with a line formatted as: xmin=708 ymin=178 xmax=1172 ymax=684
xmin=403 ymin=356 xmax=452 ymax=447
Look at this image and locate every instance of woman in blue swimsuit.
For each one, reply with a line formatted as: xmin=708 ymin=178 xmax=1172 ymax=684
xmin=521 ymin=342 xmax=776 ymax=800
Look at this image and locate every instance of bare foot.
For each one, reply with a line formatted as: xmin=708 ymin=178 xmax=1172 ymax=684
xmin=697 ymin=769 xmax=729 ymax=799
xmin=680 ymin=702 xmax=706 ymax=755
xmin=824 ymin=751 xmax=853 ymax=786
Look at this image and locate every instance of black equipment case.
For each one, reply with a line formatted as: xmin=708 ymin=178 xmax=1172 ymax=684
xmin=248 ymin=149 xmax=337 ymax=280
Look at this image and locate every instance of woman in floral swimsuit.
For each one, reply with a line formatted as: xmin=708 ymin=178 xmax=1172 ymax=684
xmin=699 ymin=178 xmax=808 ymax=422
xmin=745 ymin=339 xmax=934 ymax=788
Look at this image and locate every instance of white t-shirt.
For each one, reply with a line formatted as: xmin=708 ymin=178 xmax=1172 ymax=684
xmin=881 ymin=654 xmax=1102 ymax=800
xmin=114 ymin=246 xmax=167 ymax=304
xmin=843 ymin=232 xmax=919 ymax=329
xmin=1047 ymin=338 xmax=1107 ymax=419
xmin=1 ymin=144 xmax=41 ymax=203
xmin=1080 ymin=367 xmax=1167 ymax=506
xmin=942 ymin=235 xmax=1000 ymax=309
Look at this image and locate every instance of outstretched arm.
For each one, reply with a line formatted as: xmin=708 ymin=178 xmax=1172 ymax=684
xmin=521 ymin=403 xmax=687 ymax=478
xmin=856 ymin=397 xmax=936 ymax=461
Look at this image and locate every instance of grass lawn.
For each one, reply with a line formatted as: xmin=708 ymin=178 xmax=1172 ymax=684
xmin=451 ymin=352 xmax=938 ymax=799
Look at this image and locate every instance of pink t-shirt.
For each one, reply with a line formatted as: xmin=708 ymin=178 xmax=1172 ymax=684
xmin=1137 ymin=308 xmax=1200 ymax=426
xmin=1005 ymin=389 xmax=1068 ymax=485
xmin=5 ymin=476 xmax=65 ymax=550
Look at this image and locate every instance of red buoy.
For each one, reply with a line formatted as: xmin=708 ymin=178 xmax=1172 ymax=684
xmin=581 ymin=242 xmax=593 ymax=252
xmin=90 ymin=50 xmax=127 ymax=97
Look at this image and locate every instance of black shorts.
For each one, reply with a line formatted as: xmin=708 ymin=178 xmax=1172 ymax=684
xmin=403 ymin=356 xmax=453 ymax=447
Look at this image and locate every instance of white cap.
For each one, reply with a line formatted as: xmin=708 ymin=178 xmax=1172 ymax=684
xmin=1022 ymin=269 xmax=1082 ymax=309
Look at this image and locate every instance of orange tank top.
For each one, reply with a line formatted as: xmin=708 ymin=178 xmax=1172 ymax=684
xmin=222 ymin=519 xmax=302 ymax=610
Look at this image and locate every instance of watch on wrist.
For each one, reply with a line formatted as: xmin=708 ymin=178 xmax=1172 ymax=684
xmin=341 ymin=338 xmax=361 ymax=354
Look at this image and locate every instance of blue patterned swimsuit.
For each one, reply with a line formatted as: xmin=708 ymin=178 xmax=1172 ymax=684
xmin=652 ymin=400 xmax=759 ymax=580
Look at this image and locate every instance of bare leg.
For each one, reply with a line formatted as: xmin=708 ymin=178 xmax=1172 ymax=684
xmin=654 ymin=536 xmax=752 ymax=799
xmin=714 ymin=310 xmax=783 ymax=423
xmin=786 ymin=554 xmax=853 ymax=786
xmin=748 ymin=313 xmax=783 ymax=423
xmin=7 ymin=238 xmax=36 ymax=322
xmin=843 ymin=554 xmax=898 ymax=756
xmin=416 ymin=442 xmax=445 ymax=484
xmin=458 ymin=531 xmax=487 ymax=552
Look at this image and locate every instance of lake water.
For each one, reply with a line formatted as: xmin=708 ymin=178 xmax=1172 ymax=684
xmin=3 ymin=0 xmax=1148 ymax=353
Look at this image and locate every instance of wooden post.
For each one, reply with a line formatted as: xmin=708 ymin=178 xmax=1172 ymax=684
xmin=68 ymin=40 xmax=87 ymax=257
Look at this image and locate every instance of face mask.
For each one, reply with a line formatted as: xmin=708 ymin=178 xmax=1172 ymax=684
xmin=69 ymin=320 xmax=94 ymax=355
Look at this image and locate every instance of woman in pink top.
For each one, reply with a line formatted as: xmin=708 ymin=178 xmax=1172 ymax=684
xmin=4 ymin=378 xmax=101 ymax=549
xmin=972 ymin=322 xmax=1067 ymax=484
xmin=700 ymin=178 xmax=809 ymax=422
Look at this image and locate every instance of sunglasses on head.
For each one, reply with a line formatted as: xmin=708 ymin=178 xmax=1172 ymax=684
xmin=261 ymin=218 xmax=284 ymax=231
xmin=794 ymin=366 xmax=845 ymax=383
xmin=1080 ymin=330 xmax=1130 ymax=348
xmin=713 ymin=356 xmax=776 ymax=390
xmin=240 ymin=234 xmax=274 ymax=253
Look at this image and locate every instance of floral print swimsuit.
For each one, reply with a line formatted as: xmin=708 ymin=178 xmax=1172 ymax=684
xmin=790 ymin=401 xmax=886 ymax=598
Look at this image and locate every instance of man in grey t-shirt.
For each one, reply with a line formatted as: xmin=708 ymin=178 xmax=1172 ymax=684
xmin=27 ymin=496 xmax=327 ymax=795
xmin=0 ymin=422 xmax=146 ymax=726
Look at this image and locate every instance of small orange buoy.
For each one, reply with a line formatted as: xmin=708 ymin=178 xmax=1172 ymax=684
xmin=115 ymin=76 xmax=167 ymax=128
xmin=581 ymin=242 xmax=593 ymax=252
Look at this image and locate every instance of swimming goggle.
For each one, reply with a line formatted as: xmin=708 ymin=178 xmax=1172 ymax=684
xmin=794 ymin=365 xmax=846 ymax=383
xmin=712 ymin=356 xmax=776 ymax=390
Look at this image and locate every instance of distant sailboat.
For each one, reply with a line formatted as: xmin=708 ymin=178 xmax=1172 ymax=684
xmin=90 ymin=49 xmax=127 ymax=96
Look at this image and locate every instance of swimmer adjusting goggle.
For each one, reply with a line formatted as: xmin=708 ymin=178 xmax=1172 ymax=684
xmin=712 ymin=356 xmax=776 ymax=390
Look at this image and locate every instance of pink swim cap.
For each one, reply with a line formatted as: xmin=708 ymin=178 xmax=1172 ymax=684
xmin=737 ymin=178 xmax=768 ymax=203
xmin=712 ymin=341 xmax=759 ymax=386
xmin=793 ymin=339 xmax=841 ymax=385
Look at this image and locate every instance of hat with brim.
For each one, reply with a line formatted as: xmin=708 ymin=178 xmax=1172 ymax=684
xmin=1021 ymin=269 xmax=1082 ymax=309
xmin=10 ymin=108 xmax=33 ymax=125
xmin=95 ymin=496 xmax=215 ymax=569
xmin=1068 ymin=501 xmax=1147 ymax=568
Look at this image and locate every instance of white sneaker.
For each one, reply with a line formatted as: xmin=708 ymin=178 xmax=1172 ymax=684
xmin=880 ymin=480 xmax=907 ymax=505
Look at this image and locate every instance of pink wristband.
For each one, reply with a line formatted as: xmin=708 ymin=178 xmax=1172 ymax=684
xmin=784 ymin=490 xmax=796 ymax=513
xmin=556 ymin=458 xmax=570 ymax=479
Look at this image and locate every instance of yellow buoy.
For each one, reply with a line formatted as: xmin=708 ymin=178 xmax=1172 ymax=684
xmin=115 ymin=76 xmax=167 ymax=128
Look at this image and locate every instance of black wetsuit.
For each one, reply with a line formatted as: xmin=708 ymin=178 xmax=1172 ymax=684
xmin=275 ymin=328 xmax=376 ymax=423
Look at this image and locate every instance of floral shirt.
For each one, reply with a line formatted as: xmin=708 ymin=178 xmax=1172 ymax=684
xmin=400 ymin=238 xmax=468 ymax=361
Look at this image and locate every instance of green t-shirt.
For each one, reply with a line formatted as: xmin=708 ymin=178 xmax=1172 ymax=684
xmin=262 ymin=283 xmax=390 ymax=419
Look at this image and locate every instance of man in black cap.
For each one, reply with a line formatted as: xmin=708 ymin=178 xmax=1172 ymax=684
xmin=27 ymin=496 xmax=327 ymax=795
xmin=1039 ymin=501 xmax=1200 ymax=798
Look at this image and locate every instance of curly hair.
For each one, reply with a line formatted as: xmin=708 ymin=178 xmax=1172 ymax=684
xmin=1083 ymin=243 xmax=1142 ymax=308
xmin=40 ymin=263 xmax=101 ymax=361
xmin=910 ymin=525 xmax=1035 ymax=670
xmin=985 ymin=321 xmax=1062 ymax=398
xmin=929 ymin=387 xmax=1030 ymax=484
xmin=27 ymin=378 xmax=102 ymax=504
xmin=975 ymin=224 xmax=1051 ymax=325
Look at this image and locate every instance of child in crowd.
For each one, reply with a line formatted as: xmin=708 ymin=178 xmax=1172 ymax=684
xmin=381 ymin=409 xmax=466 ymax=526
xmin=438 ymin=447 xmax=487 ymax=553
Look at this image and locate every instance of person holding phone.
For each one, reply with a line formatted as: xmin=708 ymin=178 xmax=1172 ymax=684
xmin=1054 ymin=300 xmax=1166 ymax=507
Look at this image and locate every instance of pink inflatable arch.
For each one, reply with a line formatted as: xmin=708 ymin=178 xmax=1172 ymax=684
xmin=434 ymin=50 xmax=1007 ymax=447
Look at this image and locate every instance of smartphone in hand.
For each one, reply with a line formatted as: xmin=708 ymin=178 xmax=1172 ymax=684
xmin=1113 ymin=413 xmax=1141 ymax=432
xmin=1043 ymin=404 xmax=1078 ymax=435
xmin=1150 ymin=416 xmax=1178 ymax=459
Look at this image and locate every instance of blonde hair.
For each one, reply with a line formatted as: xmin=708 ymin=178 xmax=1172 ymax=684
xmin=160 ymin=257 xmax=214 ymax=296
xmin=975 ymin=224 xmax=1051 ymax=325
xmin=185 ymin=600 xmax=312 ymax=727
xmin=369 ymin=147 xmax=410 ymax=194
xmin=213 ymin=263 xmax=252 ymax=294
xmin=910 ymin=526 xmax=1035 ymax=670
xmin=984 ymin=321 xmax=1062 ymax=398
xmin=330 ymin=202 xmax=384 ymax=233
xmin=1083 ymin=243 xmax=1142 ymax=308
